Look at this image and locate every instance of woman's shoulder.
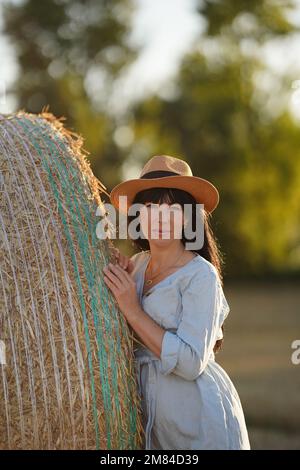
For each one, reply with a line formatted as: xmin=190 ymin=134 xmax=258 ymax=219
xmin=130 ymin=250 xmax=218 ymax=278
xmin=184 ymin=256 xmax=230 ymax=319
xmin=129 ymin=250 xmax=149 ymax=278
xmin=130 ymin=250 xmax=149 ymax=266
xmin=129 ymin=250 xmax=220 ymax=290
xmin=188 ymin=254 xmax=219 ymax=279
xmin=180 ymin=254 xmax=220 ymax=292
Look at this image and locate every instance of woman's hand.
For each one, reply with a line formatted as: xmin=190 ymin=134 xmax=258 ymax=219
xmin=103 ymin=262 xmax=141 ymax=320
xmin=111 ymin=247 xmax=135 ymax=274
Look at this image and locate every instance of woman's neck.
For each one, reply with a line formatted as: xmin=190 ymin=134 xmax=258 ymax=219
xmin=147 ymin=243 xmax=187 ymax=270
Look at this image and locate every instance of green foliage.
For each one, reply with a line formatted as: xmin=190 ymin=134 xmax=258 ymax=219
xmin=3 ymin=0 xmax=137 ymax=187
xmin=128 ymin=0 xmax=300 ymax=277
xmin=3 ymin=0 xmax=300 ymax=277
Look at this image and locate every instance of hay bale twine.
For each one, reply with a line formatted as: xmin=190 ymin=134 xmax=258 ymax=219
xmin=0 ymin=110 xmax=144 ymax=449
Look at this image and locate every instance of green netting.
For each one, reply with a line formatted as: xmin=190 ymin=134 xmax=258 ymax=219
xmin=0 ymin=111 xmax=144 ymax=449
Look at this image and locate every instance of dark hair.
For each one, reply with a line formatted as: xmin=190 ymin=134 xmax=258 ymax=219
xmin=127 ymin=186 xmax=226 ymax=354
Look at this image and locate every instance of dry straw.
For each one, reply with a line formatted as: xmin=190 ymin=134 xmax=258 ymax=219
xmin=0 ymin=109 xmax=144 ymax=449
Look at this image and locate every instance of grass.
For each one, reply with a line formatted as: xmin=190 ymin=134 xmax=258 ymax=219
xmin=216 ymin=280 xmax=300 ymax=450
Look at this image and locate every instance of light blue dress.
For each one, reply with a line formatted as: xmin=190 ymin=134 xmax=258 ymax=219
xmin=131 ymin=250 xmax=251 ymax=450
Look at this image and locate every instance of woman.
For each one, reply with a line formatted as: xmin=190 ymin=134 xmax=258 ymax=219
xmin=103 ymin=154 xmax=251 ymax=450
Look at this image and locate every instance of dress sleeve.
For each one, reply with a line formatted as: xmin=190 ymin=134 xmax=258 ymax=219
xmin=159 ymin=266 xmax=228 ymax=381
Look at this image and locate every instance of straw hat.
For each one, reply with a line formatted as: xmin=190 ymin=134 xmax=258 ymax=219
xmin=109 ymin=154 xmax=219 ymax=214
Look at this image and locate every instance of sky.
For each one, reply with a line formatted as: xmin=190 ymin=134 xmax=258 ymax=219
xmin=1 ymin=0 xmax=300 ymax=117
xmin=111 ymin=0 xmax=203 ymax=110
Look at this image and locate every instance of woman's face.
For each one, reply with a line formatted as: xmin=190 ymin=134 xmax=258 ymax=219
xmin=139 ymin=201 xmax=186 ymax=246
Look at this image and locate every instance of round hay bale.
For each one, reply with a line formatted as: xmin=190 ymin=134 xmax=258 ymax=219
xmin=0 ymin=110 xmax=144 ymax=449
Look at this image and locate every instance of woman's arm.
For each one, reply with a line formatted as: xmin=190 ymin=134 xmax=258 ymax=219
xmin=125 ymin=306 xmax=166 ymax=359
xmin=103 ymin=261 xmax=166 ymax=357
xmin=159 ymin=268 xmax=222 ymax=381
xmin=129 ymin=267 xmax=224 ymax=382
xmin=103 ymin=262 xmax=225 ymax=382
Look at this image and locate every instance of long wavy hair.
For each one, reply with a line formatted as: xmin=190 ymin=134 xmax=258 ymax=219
xmin=127 ymin=186 xmax=226 ymax=354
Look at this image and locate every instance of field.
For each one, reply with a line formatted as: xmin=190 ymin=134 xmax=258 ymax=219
xmin=217 ymin=280 xmax=300 ymax=450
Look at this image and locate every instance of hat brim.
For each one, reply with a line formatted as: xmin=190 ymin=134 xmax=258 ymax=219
xmin=109 ymin=175 xmax=219 ymax=214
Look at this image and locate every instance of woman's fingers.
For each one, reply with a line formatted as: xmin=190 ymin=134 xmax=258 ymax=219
xmin=111 ymin=247 xmax=120 ymax=263
xmin=118 ymin=253 xmax=128 ymax=270
xmin=111 ymin=248 xmax=132 ymax=271
xmin=103 ymin=275 xmax=118 ymax=296
xmin=109 ymin=247 xmax=136 ymax=275
xmin=103 ymin=264 xmax=123 ymax=289
xmin=111 ymin=247 xmax=126 ymax=267
xmin=107 ymin=263 xmax=133 ymax=285
xmin=127 ymin=259 xmax=135 ymax=274
xmin=103 ymin=260 xmax=141 ymax=319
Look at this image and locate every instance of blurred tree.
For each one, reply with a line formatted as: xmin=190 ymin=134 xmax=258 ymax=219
xmin=126 ymin=0 xmax=300 ymax=278
xmin=3 ymin=0 xmax=138 ymax=188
